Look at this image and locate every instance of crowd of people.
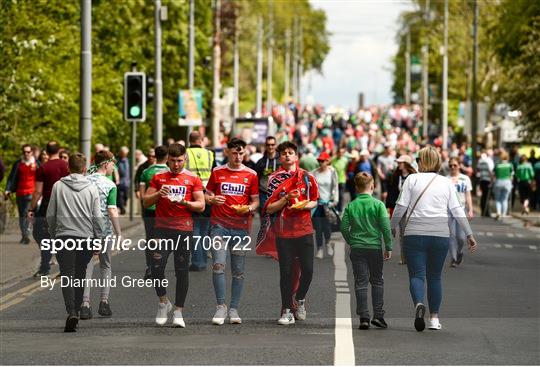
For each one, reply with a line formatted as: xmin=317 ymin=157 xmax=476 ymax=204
xmin=0 ymin=102 xmax=537 ymax=333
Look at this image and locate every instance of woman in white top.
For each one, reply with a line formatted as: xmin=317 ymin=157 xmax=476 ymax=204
xmin=311 ymin=151 xmax=339 ymax=259
xmin=391 ymin=147 xmax=477 ymax=332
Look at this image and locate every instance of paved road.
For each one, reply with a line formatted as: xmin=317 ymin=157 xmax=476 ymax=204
xmin=1 ymin=216 xmax=538 ymax=365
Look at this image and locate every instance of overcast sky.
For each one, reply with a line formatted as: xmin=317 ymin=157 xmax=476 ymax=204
xmin=303 ymin=0 xmax=414 ymax=110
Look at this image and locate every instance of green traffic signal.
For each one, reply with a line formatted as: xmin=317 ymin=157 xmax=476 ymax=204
xmin=130 ymin=105 xmax=141 ymax=117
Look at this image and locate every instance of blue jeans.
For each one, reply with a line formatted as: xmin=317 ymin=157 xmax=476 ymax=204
xmin=403 ymin=235 xmax=449 ymax=314
xmin=210 ymin=224 xmax=247 ymax=309
xmin=312 ymin=204 xmax=331 ymax=250
xmin=190 ymin=206 xmax=211 ymax=269
xmin=493 ymin=179 xmax=512 ymax=216
xmin=16 ymin=194 xmax=32 ymax=238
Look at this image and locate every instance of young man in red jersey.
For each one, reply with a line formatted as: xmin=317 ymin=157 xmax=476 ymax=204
xmin=205 ymin=138 xmax=259 ymax=325
xmin=264 ymin=141 xmax=319 ymax=325
xmin=143 ymin=143 xmax=205 ymax=328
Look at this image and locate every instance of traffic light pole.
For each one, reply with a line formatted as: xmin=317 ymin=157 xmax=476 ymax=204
xmin=130 ymin=121 xmax=137 ymax=222
xmin=80 ymin=0 xmax=92 ymax=165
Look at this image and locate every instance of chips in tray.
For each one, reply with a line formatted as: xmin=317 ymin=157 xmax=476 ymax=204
xmin=289 ymin=200 xmax=308 ymax=210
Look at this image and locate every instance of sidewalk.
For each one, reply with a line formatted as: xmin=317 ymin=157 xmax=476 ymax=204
xmin=0 ymin=217 xmax=142 ymax=289
xmin=473 ymin=196 xmax=540 ymax=227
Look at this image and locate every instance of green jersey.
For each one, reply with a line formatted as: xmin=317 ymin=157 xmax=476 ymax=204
xmin=495 ymin=162 xmax=513 ymax=180
xmin=340 ymin=194 xmax=392 ymax=251
xmin=331 ymin=156 xmax=349 ymax=184
xmin=140 ymin=164 xmax=169 ymax=211
xmin=516 ymin=162 xmax=534 ymax=182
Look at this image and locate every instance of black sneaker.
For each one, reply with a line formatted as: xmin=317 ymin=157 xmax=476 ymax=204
xmin=371 ymin=317 xmax=388 ymax=328
xmin=98 ymin=301 xmax=112 ymax=317
xmin=359 ymin=318 xmax=370 ymax=330
xmin=22 ymin=236 xmax=31 ymax=245
xmin=33 ymin=270 xmax=49 ymax=278
xmin=64 ymin=316 xmax=78 ymax=332
xmin=450 ymin=261 xmax=457 ymax=268
xmin=144 ymin=267 xmax=152 ymax=280
xmin=80 ymin=305 xmax=93 ymax=320
xmin=414 ymin=303 xmax=426 ymax=332
xmin=189 ymin=264 xmax=205 ymax=272
xmin=456 ymin=253 xmax=464 ymax=266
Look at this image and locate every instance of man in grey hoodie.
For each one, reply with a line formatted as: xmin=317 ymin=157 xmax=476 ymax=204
xmin=46 ymin=153 xmax=104 ymax=332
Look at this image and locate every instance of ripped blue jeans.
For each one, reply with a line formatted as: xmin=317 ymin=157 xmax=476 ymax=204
xmin=210 ymin=224 xmax=248 ymax=310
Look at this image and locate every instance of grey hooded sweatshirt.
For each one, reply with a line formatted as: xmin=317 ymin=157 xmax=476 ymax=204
xmin=46 ymin=173 xmax=105 ymax=239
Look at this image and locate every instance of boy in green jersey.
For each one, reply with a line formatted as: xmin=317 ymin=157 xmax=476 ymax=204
xmin=341 ymin=172 xmax=392 ymax=330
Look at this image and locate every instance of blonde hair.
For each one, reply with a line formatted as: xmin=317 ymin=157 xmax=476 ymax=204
xmin=418 ymin=147 xmax=441 ymax=173
xmin=499 ymin=151 xmax=509 ymax=161
xmin=354 ymin=172 xmax=374 ymax=192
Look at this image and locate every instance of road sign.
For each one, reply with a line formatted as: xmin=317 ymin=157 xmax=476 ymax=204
xmin=178 ymin=89 xmax=203 ymax=126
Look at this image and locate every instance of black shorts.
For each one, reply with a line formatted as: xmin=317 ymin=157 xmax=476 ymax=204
xmin=380 ymin=179 xmax=389 ymax=194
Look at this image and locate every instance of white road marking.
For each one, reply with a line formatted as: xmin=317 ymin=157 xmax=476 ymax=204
xmin=493 ymin=244 xmax=502 ymax=248
xmin=477 ymin=231 xmax=485 ymax=236
xmin=503 ymin=244 xmax=513 ymax=249
xmin=334 ymin=242 xmax=355 ymax=366
xmin=486 ymin=232 xmax=494 ymax=237
xmin=529 ymin=245 xmax=538 ymax=250
xmin=506 ymin=233 xmax=515 ymax=238
xmin=516 ymin=233 xmax=524 ymax=238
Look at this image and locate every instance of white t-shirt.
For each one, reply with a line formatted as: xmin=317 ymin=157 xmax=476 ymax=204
xmin=396 ymin=172 xmax=462 ymax=237
xmin=447 ymin=173 xmax=472 ymax=209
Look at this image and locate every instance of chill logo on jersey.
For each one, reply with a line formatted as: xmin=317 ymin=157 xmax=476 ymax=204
xmin=164 ymin=185 xmax=187 ymax=202
xmin=220 ymin=182 xmax=246 ymax=196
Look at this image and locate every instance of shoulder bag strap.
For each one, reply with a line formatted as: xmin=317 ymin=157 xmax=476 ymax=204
xmin=402 ymin=174 xmax=438 ymax=230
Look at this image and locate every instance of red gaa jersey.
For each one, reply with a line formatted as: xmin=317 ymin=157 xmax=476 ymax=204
xmin=150 ymin=169 xmax=204 ymax=231
xmin=206 ymin=164 xmax=259 ymax=230
xmin=268 ymin=168 xmax=319 ymax=238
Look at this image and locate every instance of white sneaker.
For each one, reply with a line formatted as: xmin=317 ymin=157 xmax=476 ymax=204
xmin=326 ymin=243 xmax=334 ymax=257
xmin=212 ymin=304 xmax=227 ymax=325
xmin=172 ymin=310 xmax=186 ymax=328
xmin=295 ymin=300 xmax=306 ymax=321
xmin=428 ymin=318 xmax=442 ymax=330
xmin=155 ymin=301 xmax=173 ymax=326
xmin=277 ymin=309 xmax=295 ymax=325
xmin=315 ymin=248 xmax=324 ymax=259
xmin=228 ymin=308 xmax=242 ymax=324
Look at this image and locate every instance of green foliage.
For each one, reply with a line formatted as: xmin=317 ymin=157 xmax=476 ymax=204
xmin=0 ymin=0 xmax=329 ymax=170
xmin=391 ymin=0 xmax=540 ymax=141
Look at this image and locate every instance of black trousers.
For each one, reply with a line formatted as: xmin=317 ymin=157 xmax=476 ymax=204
xmin=142 ymin=208 xmax=156 ymax=267
xmin=479 ymin=180 xmax=491 ymax=217
xmin=276 ymin=235 xmax=314 ymax=309
xmin=55 ymin=238 xmax=94 ymax=317
xmin=150 ymin=228 xmax=191 ymax=308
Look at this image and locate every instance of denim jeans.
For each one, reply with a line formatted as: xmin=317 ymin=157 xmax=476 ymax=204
xmin=349 ymin=248 xmax=385 ymax=319
xmin=312 ymin=204 xmax=331 ymax=250
xmin=493 ymin=179 xmax=512 ymax=216
xmin=33 ymin=200 xmax=52 ymax=273
xmin=190 ymin=206 xmax=211 ymax=269
xmin=83 ymin=247 xmax=112 ymax=303
xmin=16 ymin=194 xmax=32 ymax=238
xmin=403 ymin=235 xmax=449 ymax=314
xmin=55 ymin=239 xmax=94 ymax=317
xmin=210 ymin=224 xmax=247 ymax=310
xmin=449 ymin=217 xmax=466 ymax=263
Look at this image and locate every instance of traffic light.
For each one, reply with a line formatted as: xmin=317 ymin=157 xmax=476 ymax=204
xmin=146 ymin=75 xmax=154 ymax=104
xmin=124 ymin=72 xmax=146 ymax=122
